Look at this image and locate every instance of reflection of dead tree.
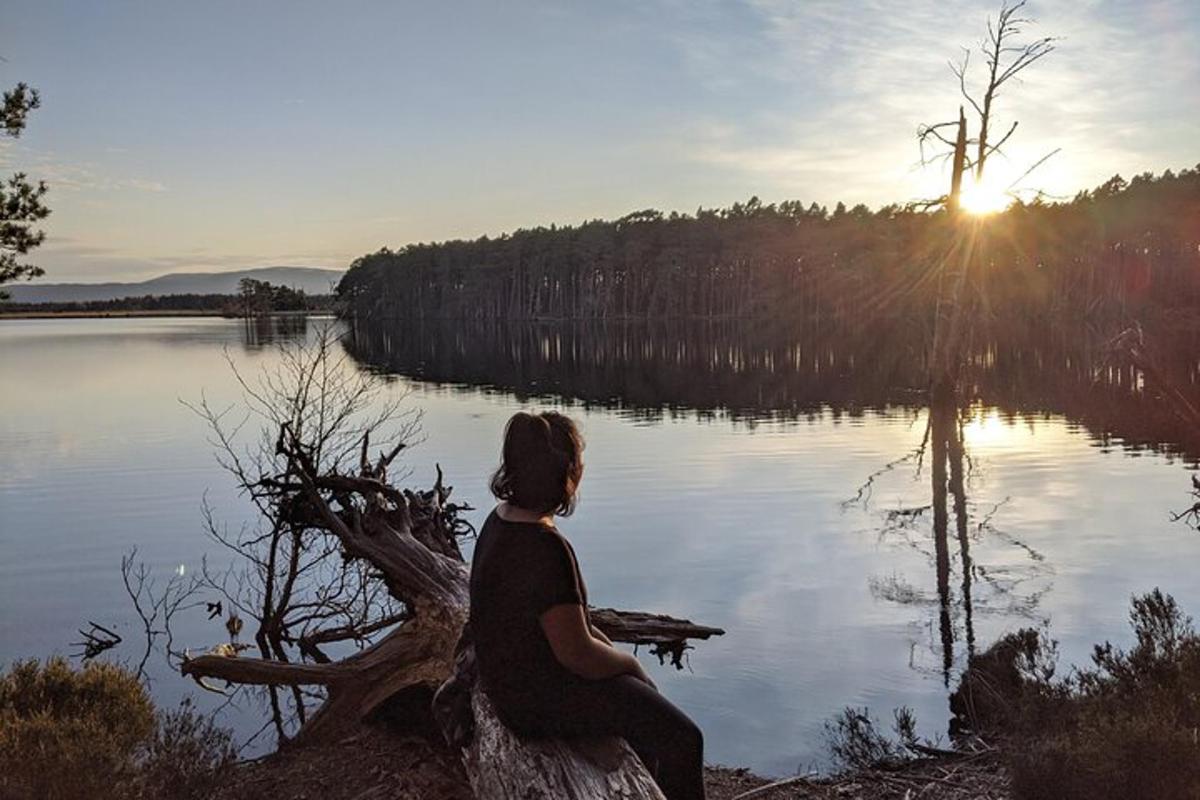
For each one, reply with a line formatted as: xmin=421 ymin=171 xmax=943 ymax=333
xmin=931 ymin=392 xmax=957 ymax=684
xmin=861 ymin=393 xmax=1053 ymax=683
xmin=869 ymin=574 xmax=931 ymax=607
xmin=174 ymin=328 xmax=722 ymax=798
xmin=1173 ymin=475 xmax=1200 ymax=530
xmin=843 ymin=420 xmax=932 ymax=509
xmin=974 ymin=496 xmax=1010 ymax=536
xmin=71 ymin=621 xmax=122 ymax=661
xmin=947 ymin=403 xmax=975 ymax=659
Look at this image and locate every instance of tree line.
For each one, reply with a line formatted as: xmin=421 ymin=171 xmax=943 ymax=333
xmin=337 ymin=167 xmax=1200 ymax=325
xmin=236 ymin=277 xmax=323 ymax=315
xmin=0 ymin=287 xmax=335 ymax=315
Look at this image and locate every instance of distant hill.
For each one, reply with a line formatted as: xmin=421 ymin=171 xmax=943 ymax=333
xmin=6 ymin=267 xmax=344 ymax=304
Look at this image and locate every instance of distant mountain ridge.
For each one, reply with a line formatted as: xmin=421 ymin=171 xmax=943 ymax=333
xmin=6 ymin=267 xmax=344 ymax=304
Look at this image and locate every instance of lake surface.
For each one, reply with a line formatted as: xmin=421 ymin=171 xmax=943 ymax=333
xmin=3 ymin=315 xmax=1199 ymax=776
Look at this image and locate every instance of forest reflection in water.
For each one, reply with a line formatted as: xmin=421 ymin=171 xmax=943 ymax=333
xmin=344 ymin=317 xmax=1200 ymax=460
xmin=344 ymin=316 xmax=1199 ymax=703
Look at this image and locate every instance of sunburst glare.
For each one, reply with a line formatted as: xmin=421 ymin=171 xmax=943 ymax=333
xmin=959 ymin=175 xmax=1014 ymax=216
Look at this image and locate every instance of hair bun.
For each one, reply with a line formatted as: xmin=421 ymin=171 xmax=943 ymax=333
xmin=489 ymin=411 xmax=584 ymax=516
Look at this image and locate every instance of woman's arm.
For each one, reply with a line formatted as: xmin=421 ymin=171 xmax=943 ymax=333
xmin=541 ymin=604 xmax=653 ymax=685
xmin=590 ymin=622 xmax=613 ymax=646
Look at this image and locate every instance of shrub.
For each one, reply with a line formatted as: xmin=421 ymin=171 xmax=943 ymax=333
xmin=0 ymin=658 xmax=236 ymax=800
xmin=950 ymin=589 xmax=1200 ymax=800
xmin=0 ymin=656 xmax=155 ymax=799
xmin=134 ymin=698 xmax=237 ymax=800
xmin=824 ymin=706 xmax=919 ymax=770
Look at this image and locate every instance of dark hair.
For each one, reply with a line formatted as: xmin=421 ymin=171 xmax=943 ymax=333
xmin=489 ymin=411 xmax=584 ymax=516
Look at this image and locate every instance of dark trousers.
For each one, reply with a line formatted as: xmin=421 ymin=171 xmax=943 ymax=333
xmin=495 ymin=674 xmax=706 ymax=800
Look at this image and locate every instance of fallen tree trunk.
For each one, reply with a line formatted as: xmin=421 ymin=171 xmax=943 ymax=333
xmin=182 ymin=425 xmax=723 ymax=797
xmin=465 ymin=689 xmax=667 ymax=800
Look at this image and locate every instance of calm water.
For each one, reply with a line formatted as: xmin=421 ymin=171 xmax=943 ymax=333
xmin=2 ymin=315 xmax=1199 ymax=776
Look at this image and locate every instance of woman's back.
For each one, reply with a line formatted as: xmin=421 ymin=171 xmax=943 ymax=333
xmin=469 ymin=509 xmax=588 ymax=710
xmin=469 ymin=411 xmax=706 ymax=799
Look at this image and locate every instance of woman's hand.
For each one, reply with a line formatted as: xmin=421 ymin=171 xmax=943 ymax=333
xmin=542 ymin=604 xmax=660 ymax=690
xmin=543 ymin=603 xmax=646 ymax=682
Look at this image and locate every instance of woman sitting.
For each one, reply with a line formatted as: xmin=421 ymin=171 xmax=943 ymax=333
xmin=469 ymin=410 xmax=706 ymax=800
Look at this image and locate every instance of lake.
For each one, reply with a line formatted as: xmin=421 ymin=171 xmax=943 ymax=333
xmin=2 ymin=314 xmax=1199 ymax=776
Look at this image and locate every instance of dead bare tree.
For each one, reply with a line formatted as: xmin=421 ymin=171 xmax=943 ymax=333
xmin=918 ymin=0 xmax=1058 ymax=211
xmin=1109 ymin=324 xmax=1200 ymax=533
xmin=176 ymin=325 xmax=423 ymax=739
xmin=170 ymin=326 xmax=722 ymax=798
xmin=957 ymin=1 xmax=1056 ymax=184
xmin=915 ymin=1 xmax=1059 ymax=402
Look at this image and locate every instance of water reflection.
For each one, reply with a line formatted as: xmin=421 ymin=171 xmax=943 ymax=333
xmin=3 ymin=315 xmax=1199 ymax=775
xmin=855 ymin=394 xmax=1058 ymax=697
xmin=878 ymin=389 xmax=982 ymax=687
xmin=344 ymin=317 xmax=1185 ymax=713
xmin=239 ymin=313 xmax=318 ymax=349
xmin=344 ymin=318 xmax=1200 ymax=460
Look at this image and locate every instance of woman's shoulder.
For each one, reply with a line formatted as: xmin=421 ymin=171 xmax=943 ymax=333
xmin=480 ymin=510 xmax=569 ymax=553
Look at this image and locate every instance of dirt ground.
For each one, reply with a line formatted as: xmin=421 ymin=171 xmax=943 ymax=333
xmin=218 ymin=722 xmax=1008 ymax=800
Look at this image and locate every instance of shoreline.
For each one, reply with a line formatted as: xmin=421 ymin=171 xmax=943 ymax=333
xmin=215 ymin=722 xmax=1007 ymax=800
xmin=0 ymin=309 xmax=333 ymax=320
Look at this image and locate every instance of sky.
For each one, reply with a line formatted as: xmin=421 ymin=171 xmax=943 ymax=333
xmin=1 ymin=0 xmax=1197 ymax=282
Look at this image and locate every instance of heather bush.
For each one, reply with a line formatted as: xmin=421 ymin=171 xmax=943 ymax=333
xmin=824 ymin=706 xmax=920 ymax=770
xmin=952 ymin=589 xmax=1200 ymax=800
xmin=0 ymin=658 xmax=234 ymax=800
xmin=134 ymin=698 xmax=237 ymax=800
xmin=0 ymin=656 xmax=155 ymax=799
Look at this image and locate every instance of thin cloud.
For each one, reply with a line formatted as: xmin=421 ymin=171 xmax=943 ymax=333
xmin=2 ymin=145 xmax=168 ymax=194
xmin=671 ymin=0 xmax=1198 ymax=206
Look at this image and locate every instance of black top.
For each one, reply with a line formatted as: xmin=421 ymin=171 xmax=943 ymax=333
xmin=469 ymin=509 xmax=589 ymax=710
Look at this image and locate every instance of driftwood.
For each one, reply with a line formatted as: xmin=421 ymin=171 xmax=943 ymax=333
xmin=181 ymin=424 xmax=723 ymax=798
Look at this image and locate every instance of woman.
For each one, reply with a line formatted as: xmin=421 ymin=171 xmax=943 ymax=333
xmin=469 ymin=410 xmax=706 ymax=800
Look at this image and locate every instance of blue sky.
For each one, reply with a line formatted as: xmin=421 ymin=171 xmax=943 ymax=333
xmin=2 ymin=0 xmax=1197 ymax=281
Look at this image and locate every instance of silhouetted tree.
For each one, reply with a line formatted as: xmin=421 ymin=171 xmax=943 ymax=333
xmin=1 ymin=82 xmax=50 ymax=299
xmin=238 ymin=278 xmax=311 ymax=315
xmin=918 ymin=1 xmax=1057 ymax=210
xmin=337 ymin=167 xmax=1200 ymax=326
xmin=915 ymin=1 xmax=1059 ymax=402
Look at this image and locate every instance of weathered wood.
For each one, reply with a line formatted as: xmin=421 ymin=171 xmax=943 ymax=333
xmin=180 ymin=422 xmax=722 ymax=797
xmin=591 ymin=608 xmax=725 ymax=645
xmin=464 ymin=689 xmax=667 ymax=800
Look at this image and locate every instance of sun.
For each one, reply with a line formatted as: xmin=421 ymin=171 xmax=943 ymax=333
xmin=959 ymin=175 xmax=1014 ymax=216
